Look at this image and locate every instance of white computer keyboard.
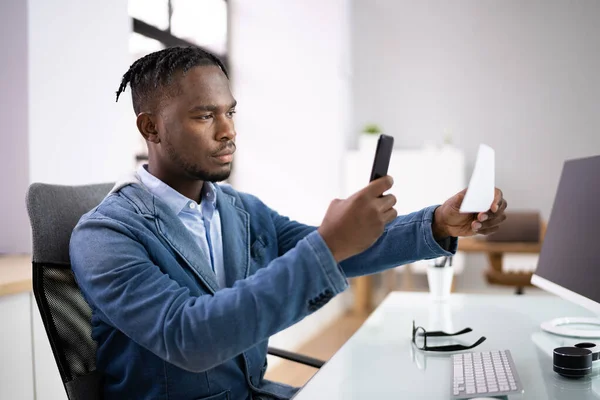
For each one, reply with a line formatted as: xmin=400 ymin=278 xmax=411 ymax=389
xmin=451 ymin=350 xmax=524 ymax=399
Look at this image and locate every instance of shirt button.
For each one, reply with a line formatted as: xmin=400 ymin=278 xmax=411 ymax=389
xmin=189 ymin=202 xmax=196 ymax=209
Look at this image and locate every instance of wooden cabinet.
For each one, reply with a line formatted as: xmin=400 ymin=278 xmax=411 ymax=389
xmin=0 ymin=292 xmax=35 ymax=400
xmin=0 ymin=256 xmax=66 ymax=400
xmin=32 ymin=300 xmax=68 ymax=400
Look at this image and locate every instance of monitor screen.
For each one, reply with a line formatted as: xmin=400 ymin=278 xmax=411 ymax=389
xmin=532 ymin=155 xmax=600 ymax=314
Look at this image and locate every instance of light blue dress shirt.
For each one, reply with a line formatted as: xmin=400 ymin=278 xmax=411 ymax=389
xmin=137 ymin=165 xmax=225 ymax=288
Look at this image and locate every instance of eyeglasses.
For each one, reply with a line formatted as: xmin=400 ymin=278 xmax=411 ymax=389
xmin=412 ymin=320 xmax=486 ymax=352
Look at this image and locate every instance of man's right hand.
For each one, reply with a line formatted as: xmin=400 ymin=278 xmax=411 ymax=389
xmin=318 ymin=176 xmax=398 ymax=262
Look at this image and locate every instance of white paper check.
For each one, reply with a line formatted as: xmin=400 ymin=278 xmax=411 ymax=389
xmin=459 ymin=144 xmax=495 ymax=213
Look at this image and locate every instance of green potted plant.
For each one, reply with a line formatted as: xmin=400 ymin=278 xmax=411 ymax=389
xmin=360 ymin=123 xmax=383 ymax=151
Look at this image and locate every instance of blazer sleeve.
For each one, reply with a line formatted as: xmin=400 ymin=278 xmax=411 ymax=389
xmin=267 ymin=202 xmax=457 ymax=278
xmin=70 ymin=213 xmax=348 ymax=373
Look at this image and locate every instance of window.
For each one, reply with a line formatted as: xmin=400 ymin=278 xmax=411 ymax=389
xmin=128 ymin=0 xmax=229 ymax=163
xmin=129 ymin=0 xmax=170 ymax=31
xmin=130 ymin=32 xmax=165 ymax=61
xmin=170 ymin=0 xmax=228 ymax=56
xmin=128 ymin=0 xmax=228 ymax=59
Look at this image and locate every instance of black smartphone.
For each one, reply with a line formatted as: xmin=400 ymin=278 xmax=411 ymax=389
xmin=369 ymin=134 xmax=394 ymax=182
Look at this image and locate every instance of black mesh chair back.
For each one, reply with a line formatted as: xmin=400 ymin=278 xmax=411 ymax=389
xmin=26 ymin=183 xmax=114 ymax=400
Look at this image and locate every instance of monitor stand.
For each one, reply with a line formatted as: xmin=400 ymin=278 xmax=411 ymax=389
xmin=541 ymin=317 xmax=600 ymax=339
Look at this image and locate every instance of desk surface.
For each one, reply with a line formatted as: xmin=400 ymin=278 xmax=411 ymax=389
xmin=294 ymin=292 xmax=600 ymax=400
xmin=0 ymin=255 xmax=32 ymax=297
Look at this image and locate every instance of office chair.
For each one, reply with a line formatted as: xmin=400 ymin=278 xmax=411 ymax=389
xmin=26 ymin=182 xmax=324 ymax=400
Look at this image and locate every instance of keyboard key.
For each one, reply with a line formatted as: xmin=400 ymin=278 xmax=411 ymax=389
xmin=452 ymin=350 xmax=521 ymax=398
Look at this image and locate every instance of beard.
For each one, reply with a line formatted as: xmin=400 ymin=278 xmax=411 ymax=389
xmin=164 ymin=139 xmax=232 ymax=183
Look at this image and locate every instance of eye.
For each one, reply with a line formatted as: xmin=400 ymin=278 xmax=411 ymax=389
xmin=226 ymin=109 xmax=237 ymax=118
xmin=194 ymin=114 xmax=212 ymax=120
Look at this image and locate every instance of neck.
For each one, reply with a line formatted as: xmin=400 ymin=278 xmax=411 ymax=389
xmin=147 ymin=163 xmax=205 ymax=203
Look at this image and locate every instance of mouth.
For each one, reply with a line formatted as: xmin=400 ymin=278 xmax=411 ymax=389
xmin=212 ymin=148 xmax=235 ymax=164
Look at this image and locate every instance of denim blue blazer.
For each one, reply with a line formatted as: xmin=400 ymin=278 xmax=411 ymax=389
xmin=70 ymin=176 xmax=455 ymax=400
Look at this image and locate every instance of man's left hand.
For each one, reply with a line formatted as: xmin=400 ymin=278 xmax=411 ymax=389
xmin=432 ymin=188 xmax=507 ymax=239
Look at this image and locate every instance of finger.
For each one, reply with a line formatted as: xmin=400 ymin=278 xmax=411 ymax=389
xmin=374 ymin=194 xmax=397 ymax=211
xmin=363 ymin=175 xmax=394 ymax=197
xmin=450 ymin=188 xmax=467 ymax=211
xmin=471 ymin=220 xmax=483 ymax=232
xmin=476 ymin=226 xmax=501 ymax=236
xmin=490 ymin=188 xmax=503 ymax=213
xmin=477 ymin=211 xmax=489 ymax=222
xmin=382 ymin=207 xmax=398 ymax=224
xmin=498 ymin=198 xmax=508 ymax=213
xmin=477 ymin=198 xmax=507 ymax=221
xmin=480 ymin=213 xmax=507 ymax=229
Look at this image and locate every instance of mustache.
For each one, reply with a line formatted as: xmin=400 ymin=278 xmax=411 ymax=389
xmin=211 ymin=141 xmax=236 ymax=156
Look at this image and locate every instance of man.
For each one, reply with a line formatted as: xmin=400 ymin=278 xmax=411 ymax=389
xmin=70 ymin=46 xmax=507 ymax=400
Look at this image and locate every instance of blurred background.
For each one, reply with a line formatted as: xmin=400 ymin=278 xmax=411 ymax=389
xmin=1 ymin=0 xmax=600 ymax=396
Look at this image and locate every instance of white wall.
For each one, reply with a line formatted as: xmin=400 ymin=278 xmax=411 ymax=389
xmin=28 ymin=0 xmax=135 ymax=185
xmin=229 ymin=0 xmax=352 ymax=226
xmin=352 ymin=0 xmax=600 ymax=220
xmin=0 ymin=0 xmax=30 ymax=253
xmin=0 ymin=0 xmax=134 ymax=252
xmin=228 ymin=0 xmax=353 ymax=360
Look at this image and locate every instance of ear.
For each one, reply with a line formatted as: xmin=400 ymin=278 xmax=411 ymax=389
xmin=136 ymin=112 xmax=161 ymax=144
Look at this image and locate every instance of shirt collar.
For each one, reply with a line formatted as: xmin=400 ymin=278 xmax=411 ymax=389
xmin=137 ymin=164 xmax=217 ymax=216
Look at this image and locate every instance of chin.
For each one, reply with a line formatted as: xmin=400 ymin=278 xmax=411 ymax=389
xmin=183 ymin=161 xmax=232 ymax=182
xmin=204 ymin=167 xmax=232 ymax=183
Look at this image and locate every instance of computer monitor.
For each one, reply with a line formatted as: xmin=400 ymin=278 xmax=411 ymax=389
xmin=531 ymin=155 xmax=600 ymax=338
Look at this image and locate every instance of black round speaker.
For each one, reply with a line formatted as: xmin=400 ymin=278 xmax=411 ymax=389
xmin=553 ymin=346 xmax=593 ymax=379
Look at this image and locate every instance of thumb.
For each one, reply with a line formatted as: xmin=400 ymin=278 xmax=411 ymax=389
xmin=364 ymin=176 xmax=394 ymax=197
xmin=450 ymin=188 xmax=467 ymax=210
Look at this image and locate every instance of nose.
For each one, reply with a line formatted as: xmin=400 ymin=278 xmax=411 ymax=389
xmin=215 ymin=115 xmax=236 ymax=142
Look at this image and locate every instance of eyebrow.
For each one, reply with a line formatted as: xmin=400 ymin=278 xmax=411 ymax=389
xmin=188 ymin=100 xmax=237 ymax=113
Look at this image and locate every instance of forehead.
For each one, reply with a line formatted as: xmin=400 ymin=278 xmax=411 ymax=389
xmin=174 ymin=65 xmax=234 ymax=106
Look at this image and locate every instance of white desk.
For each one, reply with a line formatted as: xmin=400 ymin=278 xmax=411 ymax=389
xmin=293 ymin=292 xmax=600 ymax=399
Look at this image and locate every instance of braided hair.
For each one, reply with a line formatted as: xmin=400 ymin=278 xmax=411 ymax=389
xmin=116 ymin=46 xmax=228 ymax=114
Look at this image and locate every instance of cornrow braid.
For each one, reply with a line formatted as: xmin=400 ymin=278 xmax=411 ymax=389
xmin=116 ymin=46 xmax=228 ymax=114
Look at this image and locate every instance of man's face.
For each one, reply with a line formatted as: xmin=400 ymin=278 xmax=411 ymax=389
xmin=156 ymin=65 xmax=237 ymax=182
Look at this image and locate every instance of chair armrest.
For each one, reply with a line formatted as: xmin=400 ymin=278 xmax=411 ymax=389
xmin=267 ymin=347 xmax=325 ymax=369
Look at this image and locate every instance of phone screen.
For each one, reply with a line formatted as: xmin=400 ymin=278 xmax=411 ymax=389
xmin=369 ymin=134 xmax=394 ymax=182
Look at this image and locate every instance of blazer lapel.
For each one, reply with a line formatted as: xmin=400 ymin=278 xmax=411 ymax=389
xmin=154 ymin=200 xmax=220 ymax=294
xmin=217 ymin=189 xmax=251 ymax=287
